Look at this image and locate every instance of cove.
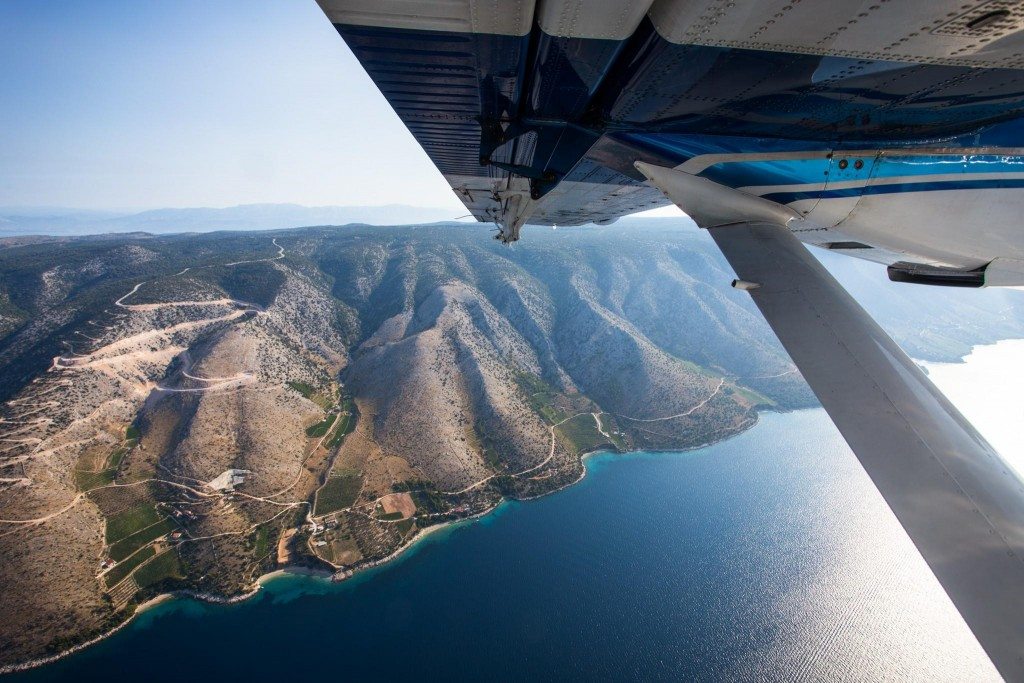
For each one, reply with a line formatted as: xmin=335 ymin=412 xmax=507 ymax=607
xmin=9 ymin=410 xmax=998 ymax=682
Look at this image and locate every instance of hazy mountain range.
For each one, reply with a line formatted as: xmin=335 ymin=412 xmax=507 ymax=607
xmin=0 ymin=203 xmax=466 ymax=236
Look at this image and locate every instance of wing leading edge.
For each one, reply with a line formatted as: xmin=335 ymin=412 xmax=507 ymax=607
xmin=637 ymin=161 xmax=1024 ymax=681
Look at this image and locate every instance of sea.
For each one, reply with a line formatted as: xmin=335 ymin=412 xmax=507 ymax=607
xmin=13 ymin=340 xmax=1024 ymax=682
xmin=922 ymin=338 xmax=1024 ymax=475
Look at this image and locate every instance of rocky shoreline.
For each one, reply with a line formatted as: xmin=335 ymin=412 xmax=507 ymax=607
xmin=0 ymin=412 xmax=763 ymax=676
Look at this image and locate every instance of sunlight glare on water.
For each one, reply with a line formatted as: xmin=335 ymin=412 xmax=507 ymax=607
xmin=9 ymin=410 xmax=1000 ymax=682
xmin=921 ymin=338 xmax=1024 ymax=476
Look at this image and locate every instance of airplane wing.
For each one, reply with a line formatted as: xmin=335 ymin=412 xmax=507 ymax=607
xmin=638 ymin=156 xmax=1024 ymax=679
xmin=316 ymin=2 xmax=1024 ymax=677
xmin=712 ymin=221 xmax=1024 ymax=683
xmin=317 ymin=1 xmax=1024 ymax=251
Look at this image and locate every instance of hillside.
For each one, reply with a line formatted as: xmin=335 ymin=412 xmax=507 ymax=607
xmin=0 ymin=220 xmax=1021 ymax=669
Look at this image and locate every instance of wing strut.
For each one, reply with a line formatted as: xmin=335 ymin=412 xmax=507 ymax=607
xmin=638 ymin=163 xmax=1024 ymax=681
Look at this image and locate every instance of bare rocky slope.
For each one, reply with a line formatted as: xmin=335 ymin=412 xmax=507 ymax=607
xmin=0 ymin=220 xmax=1021 ymax=669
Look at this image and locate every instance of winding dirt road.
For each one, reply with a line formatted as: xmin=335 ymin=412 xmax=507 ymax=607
xmin=616 ymin=378 xmax=724 ymax=423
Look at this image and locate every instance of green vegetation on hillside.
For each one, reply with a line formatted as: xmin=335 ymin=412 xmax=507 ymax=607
xmin=134 ymin=550 xmax=183 ymax=588
xmin=594 ymin=413 xmax=628 ymax=451
xmin=213 ymin=262 xmax=284 ymax=308
xmin=105 ymin=504 xmax=175 ymax=561
xmin=287 ymin=381 xmax=316 ymax=399
xmin=103 ymin=546 xmax=156 ymax=588
xmin=74 ymin=436 xmax=135 ymax=492
xmin=327 ymin=397 xmax=356 ymax=446
xmin=410 ymin=488 xmax=447 ymax=516
xmin=253 ymin=527 xmax=271 ymax=558
xmin=315 ymin=471 xmax=363 ymax=515
xmin=554 ymin=413 xmax=614 ymax=456
xmin=105 ymin=505 xmax=162 ymax=543
xmin=327 ymin=410 xmax=355 ymax=448
xmin=288 ymin=380 xmax=337 ymax=410
xmin=471 ymin=420 xmax=505 ymax=471
xmin=516 ymin=372 xmax=568 ymax=424
xmin=74 ymin=465 xmax=116 ymax=492
xmin=306 ymin=413 xmax=337 ymax=438
xmin=109 ymin=519 xmax=176 ymax=562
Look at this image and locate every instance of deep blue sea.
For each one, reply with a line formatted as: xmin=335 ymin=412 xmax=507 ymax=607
xmin=10 ymin=410 xmax=998 ymax=681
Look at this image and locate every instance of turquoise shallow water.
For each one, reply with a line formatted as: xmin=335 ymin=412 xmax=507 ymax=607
xmin=9 ymin=410 xmax=999 ymax=681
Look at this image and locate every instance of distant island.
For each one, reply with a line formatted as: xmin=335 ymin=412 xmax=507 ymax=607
xmin=1 ymin=219 xmax=1022 ymax=671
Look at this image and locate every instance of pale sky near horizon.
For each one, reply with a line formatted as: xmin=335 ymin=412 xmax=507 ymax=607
xmin=0 ymin=1 xmax=615 ymax=214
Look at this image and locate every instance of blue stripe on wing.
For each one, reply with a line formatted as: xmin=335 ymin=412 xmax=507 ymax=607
xmin=762 ymin=177 xmax=1024 ymax=204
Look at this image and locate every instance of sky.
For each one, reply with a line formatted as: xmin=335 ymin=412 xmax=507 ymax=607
xmin=0 ymin=0 xmax=473 ymax=211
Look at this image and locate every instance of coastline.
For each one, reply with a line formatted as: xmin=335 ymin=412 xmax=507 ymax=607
xmin=0 ymin=614 xmax=139 ymax=676
xmin=0 ymin=411 xmax=763 ymax=676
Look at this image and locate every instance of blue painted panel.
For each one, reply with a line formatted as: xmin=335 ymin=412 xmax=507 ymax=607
xmin=709 ymin=158 xmax=831 ymax=189
xmin=617 ymin=131 xmax=1024 ymax=189
xmin=871 ymin=154 xmax=1024 ymax=178
xmin=762 ymin=178 xmax=1024 ymax=205
xmin=598 ymin=18 xmax=1024 ymax=143
xmin=617 ymin=131 xmax=826 ymax=161
xmin=526 ymin=34 xmax=625 ymax=120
